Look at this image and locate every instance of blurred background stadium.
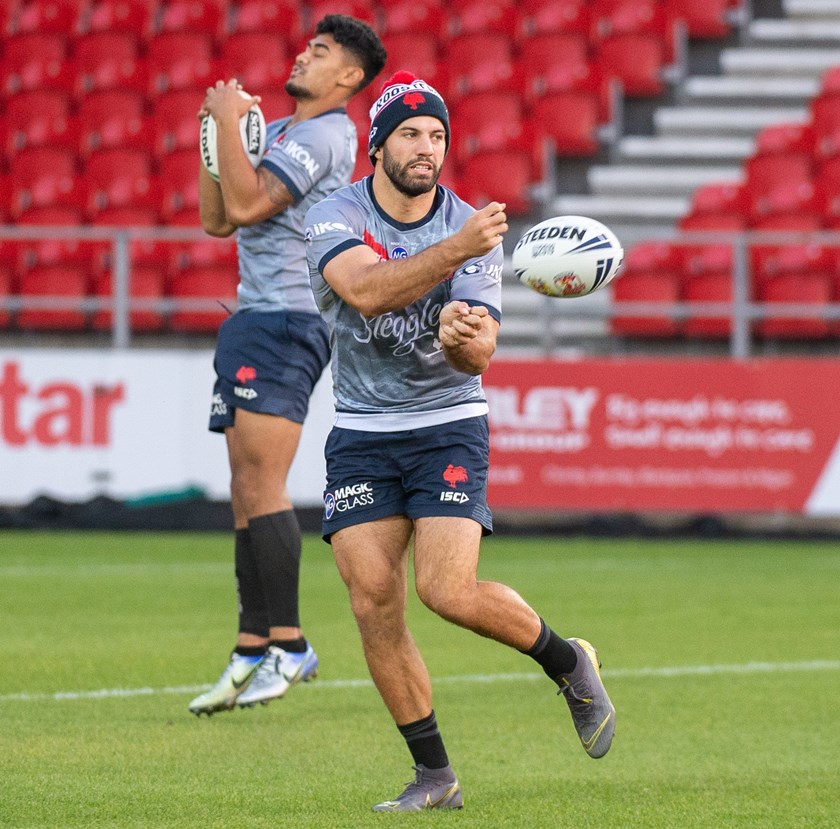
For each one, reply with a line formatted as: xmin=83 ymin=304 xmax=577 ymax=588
xmin=2 ymin=0 xmax=840 ymax=534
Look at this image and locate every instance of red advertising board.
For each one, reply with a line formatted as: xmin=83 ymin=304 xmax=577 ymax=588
xmin=484 ymin=359 xmax=840 ymax=514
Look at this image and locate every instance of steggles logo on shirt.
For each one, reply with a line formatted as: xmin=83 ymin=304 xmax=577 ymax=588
xmin=352 ymin=297 xmax=445 ymax=358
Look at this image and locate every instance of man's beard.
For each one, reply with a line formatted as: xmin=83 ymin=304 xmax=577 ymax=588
xmin=382 ymin=148 xmax=440 ymax=197
xmin=284 ymin=79 xmax=313 ymax=99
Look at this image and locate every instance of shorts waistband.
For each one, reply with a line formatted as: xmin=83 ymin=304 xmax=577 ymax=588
xmin=333 ymin=402 xmax=488 ymax=432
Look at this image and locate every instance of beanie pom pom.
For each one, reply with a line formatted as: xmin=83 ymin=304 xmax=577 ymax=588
xmin=380 ymin=70 xmax=418 ymax=94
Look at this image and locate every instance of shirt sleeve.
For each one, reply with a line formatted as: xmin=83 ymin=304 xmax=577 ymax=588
xmin=450 ymin=244 xmax=504 ymax=322
xmin=304 ymin=194 xmax=367 ymax=274
xmin=260 ymin=118 xmax=341 ymax=204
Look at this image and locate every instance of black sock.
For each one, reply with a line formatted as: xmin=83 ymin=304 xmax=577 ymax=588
xmin=233 ymin=644 xmax=267 ymax=657
xmin=269 ymin=637 xmax=307 ymax=653
xmin=397 ymin=711 xmax=449 ymax=770
xmin=524 ymin=618 xmax=578 ymax=679
xmin=249 ymin=510 xmax=302 ymax=628
xmin=234 ymin=527 xmax=269 ymax=637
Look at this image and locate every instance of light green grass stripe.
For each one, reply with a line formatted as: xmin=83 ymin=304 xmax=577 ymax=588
xmin=3 ymin=659 xmax=838 ymax=704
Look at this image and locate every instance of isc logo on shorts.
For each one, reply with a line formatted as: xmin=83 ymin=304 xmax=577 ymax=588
xmin=234 ymin=386 xmax=258 ymax=400
xmin=440 ymin=491 xmax=470 ymax=503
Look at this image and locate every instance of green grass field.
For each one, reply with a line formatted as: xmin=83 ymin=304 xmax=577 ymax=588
xmin=1 ymin=530 xmax=838 ymax=829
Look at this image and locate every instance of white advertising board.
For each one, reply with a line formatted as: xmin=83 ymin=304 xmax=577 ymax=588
xmin=0 ymin=349 xmax=334 ymax=506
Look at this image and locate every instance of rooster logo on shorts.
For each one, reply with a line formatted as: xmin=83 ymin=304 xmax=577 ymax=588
xmin=443 ymin=464 xmax=469 ymax=489
xmin=236 ymin=365 xmax=257 ymax=384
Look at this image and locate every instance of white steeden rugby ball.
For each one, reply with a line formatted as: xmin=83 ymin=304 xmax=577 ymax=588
xmin=200 ymin=90 xmax=267 ymax=182
xmin=512 ymin=215 xmax=624 ymax=298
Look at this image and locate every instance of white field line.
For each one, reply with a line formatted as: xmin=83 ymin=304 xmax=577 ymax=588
xmin=2 ymin=660 xmax=839 ymax=704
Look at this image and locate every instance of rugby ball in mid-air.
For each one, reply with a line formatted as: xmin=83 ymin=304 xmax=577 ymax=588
xmin=512 ymin=215 xmax=624 ymax=298
xmin=200 ymin=90 xmax=267 ymax=182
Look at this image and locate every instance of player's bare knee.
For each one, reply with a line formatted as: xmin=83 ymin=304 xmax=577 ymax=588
xmin=349 ymin=578 xmax=403 ymax=625
xmin=416 ymin=578 xmax=471 ymax=623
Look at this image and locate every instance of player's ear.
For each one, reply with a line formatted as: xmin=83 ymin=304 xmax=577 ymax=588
xmin=340 ymin=64 xmax=365 ymax=93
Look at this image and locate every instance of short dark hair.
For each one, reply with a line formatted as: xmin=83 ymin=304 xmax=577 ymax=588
xmin=315 ymin=14 xmax=387 ymax=93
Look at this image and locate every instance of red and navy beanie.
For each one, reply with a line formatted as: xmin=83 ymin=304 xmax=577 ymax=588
xmin=367 ymin=70 xmax=450 ymax=158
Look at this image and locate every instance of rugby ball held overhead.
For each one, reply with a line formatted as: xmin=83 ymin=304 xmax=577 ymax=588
xmin=200 ymin=90 xmax=267 ymax=182
xmin=512 ymin=215 xmax=624 ymax=298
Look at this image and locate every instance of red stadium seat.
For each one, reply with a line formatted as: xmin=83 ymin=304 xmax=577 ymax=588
xmin=77 ymin=90 xmax=148 ymax=157
xmin=0 ymin=176 xmax=11 ymax=224
xmin=15 ymin=205 xmax=85 ymax=225
xmin=688 ymin=181 xmax=746 ymax=217
xmin=444 ymin=33 xmax=517 ymax=98
xmin=158 ymin=150 xmax=200 ymax=222
xmin=529 ymin=88 xmax=602 ymax=156
xmin=683 ymin=273 xmax=733 ymax=338
xmin=146 ymin=32 xmax=215 ymax=96
xmin=92 ymin=239 xmax=175 ymax=282
xmin=682 ymin=243 xmax=733 ymax=279
xmin=72 ymin=31 xmax=146 ymax=98
xmin=170 ymin=239 xmax=238 ymax=273
xmin=611 ymin=271 xmax=681 ymax=337
xmin=83 ymin=148 xmax=156 ymax=218
xmin=449 ymin=0 xmax=517 ymax=37
xmin=379 ymin=0 xmax=447 ymax=39
xmin=92 ymin=265 xmax=167 ymax=333
xmin=169 ymin=266 xmax=238 ymax=333
xmin=754 ymin=122 xmax=814 ymax=156
xmin=345 ymin=89 xmax=373 ymax=128
xmin=230 ymin=0 xmax=303 ymax=44
xmin=516 ymin=0 xmax=591 ymax=39
xmin=756 ymin=273 xmax=832 ymax=340
xmin=3 ymin=90 xmax=74 ymax=156
xmin=91 ymin=206 xmax=160 ymax=226
xmin=11 ymin=0 xmax=83 ymax=34
xmin=216 ymin=32 xmax=290 ymax=94
xmin=591 ymin=0 xmax=673 ymax=41
xmin=15 ymin=238 xmax=108 ymax=277
xmin=810 ymin=94 xmax=840 ymax=160
xmin=745 ymin=151 xmax=812 ymax=193
xmin=1 ymin=2 xmax=22 ymax=35
xmin=516 ymin=33 xmax=590 ymax=101
xmin=380 ymin=33 xmax=445 ymax=95
xmin=751 ymin=243 xmax=831 ymax=289
xmin=595 ymin=33 xmax=666 ymax=97
xmin=9 ymin=147 xmax=79 ymax=219
xmin=17 ymin=265 xmax=89 ymax=331
xmin=156 ymin=0 xmax=229 ymax=43
xmin=624 ymin=241 xmax=684 ymax=274
xmin=166 ymin=207 xmax=203 ymax=227
xmin=1 ymin=32 xmax=71 ymax=95
xmin=85 ymin=0 xmax=158 ymax=39
xmin=458 ymin=149 xmax=533 ymax=215
xmin=665 ymin=0 xmax=736 ymax=38
xmin=450 ymin=92 xmax=531 ymax=164
xmin=749 ymin=212 xmax=822 ymax=231
xmin=254 ymin=89 xmax=295 ymax=123
xmin=350 ymin=135 xmax=373 ymax=182
xmin=152 ymin=90 xmax=203 ymax=159
xmin=678 ymin=210 xmax=747 ymax=232
xmin=307 ymin=0 xmax=376 ymax=28
xmin=815 ymin=155 xmax=840 ymax=225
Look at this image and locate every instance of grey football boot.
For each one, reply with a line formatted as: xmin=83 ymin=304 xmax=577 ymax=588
xmin=556 ymin=638 xmax=616 ymax=758
xmin=372 ymin=765 xmax=463 ymax=812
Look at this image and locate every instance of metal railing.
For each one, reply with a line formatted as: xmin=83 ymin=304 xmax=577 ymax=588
xmin=3 ymin=224 xmax=840 ymax=357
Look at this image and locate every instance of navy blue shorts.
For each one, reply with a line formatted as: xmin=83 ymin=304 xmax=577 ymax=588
xmin=321 ymin=415 xmax=493 ymax=541
xmin=208 ymin=309 xmax=330 ymax=432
